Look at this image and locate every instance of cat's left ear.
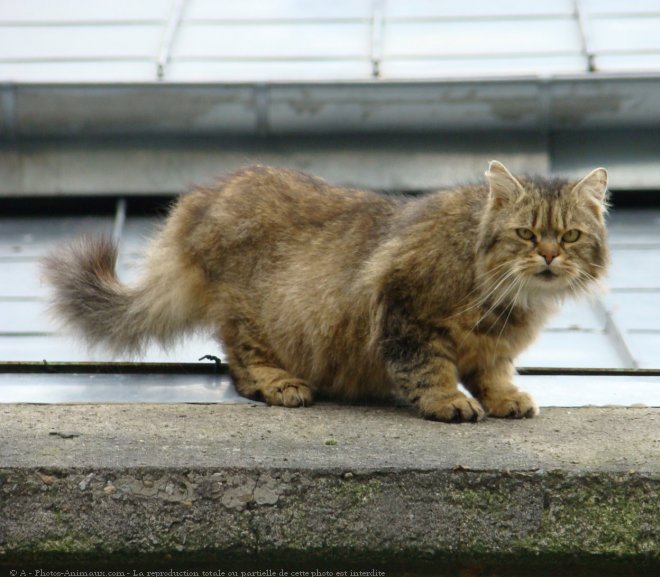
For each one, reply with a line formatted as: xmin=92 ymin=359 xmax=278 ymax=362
xmin=572 ymin=167 xmax=609 ymax=216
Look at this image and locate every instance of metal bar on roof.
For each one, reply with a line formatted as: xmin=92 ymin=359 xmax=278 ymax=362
xmin=0 ymin=361 xmax=228 ymax=374
xmin=1 ymin=362 xmax=659 ymax=377
xmin=370 ymin=0 xmax=385 ymax=78
xmin=112 ymin=198 xmax=127 ymax=244
xmin=156 ymin=0 xmax=187 ymax=80
xmin=574 ymin=0 xmax=596 ymax=72
xmin=591 ymin=296 xmax=640 ymax=369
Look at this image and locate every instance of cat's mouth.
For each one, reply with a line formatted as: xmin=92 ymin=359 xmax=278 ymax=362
xmin=535 ymin=269 xmax=558 ymax=280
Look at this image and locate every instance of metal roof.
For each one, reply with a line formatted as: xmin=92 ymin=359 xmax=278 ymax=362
xmin=0 ymin=204 xmax=659 ymax=407
xmin=1 ymin=204 xmax=658 ymax=369
xmin=2 ymin=0 xmax=660 ymax=82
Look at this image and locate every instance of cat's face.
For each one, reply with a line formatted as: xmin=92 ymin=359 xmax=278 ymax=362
xmin=477 ymin=161 xmax=609 ymax=305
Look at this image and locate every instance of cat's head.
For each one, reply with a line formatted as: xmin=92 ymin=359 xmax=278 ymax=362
xmin=476 ymin=160 xmax=609 ymax=306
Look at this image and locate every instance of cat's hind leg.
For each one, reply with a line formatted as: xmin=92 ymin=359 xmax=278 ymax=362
xmin=218 ymin=322 xmax=313 ymax=407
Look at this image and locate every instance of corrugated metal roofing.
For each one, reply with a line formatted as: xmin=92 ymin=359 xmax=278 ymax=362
xmin=1 ymin=197 xmax=659 ymax=406
xmin=1 ymin=204 xmax=659 ymax=371
xmin=1 ymin=0 xmax=660 ymax=82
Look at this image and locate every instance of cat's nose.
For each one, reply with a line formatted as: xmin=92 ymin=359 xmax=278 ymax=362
xmin=538 ymin=242 xmax=559 ymax=265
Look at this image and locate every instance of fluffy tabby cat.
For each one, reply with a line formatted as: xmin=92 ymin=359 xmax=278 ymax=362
xmin=43 ymin=161 xmax=609 ymax=422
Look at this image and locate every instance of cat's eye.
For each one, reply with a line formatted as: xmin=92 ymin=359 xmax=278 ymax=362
xmin=516 ymin=228 xmax=535 ymax=241
xmin=562 ymin=229 xmax=581 ymax=243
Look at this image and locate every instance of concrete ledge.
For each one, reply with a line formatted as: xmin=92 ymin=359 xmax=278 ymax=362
xmin=0 ymin=404 xmax=658 ymax=570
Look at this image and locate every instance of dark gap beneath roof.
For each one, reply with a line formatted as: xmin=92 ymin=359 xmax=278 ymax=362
xmin=0 ymin=195 xmax=175 ymax=217
xmin=0 ymin=188 xmax=658 ymax=218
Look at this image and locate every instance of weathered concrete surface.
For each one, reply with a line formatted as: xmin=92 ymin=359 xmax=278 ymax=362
xmin=0 ymin=404 xmax=658 ymax=567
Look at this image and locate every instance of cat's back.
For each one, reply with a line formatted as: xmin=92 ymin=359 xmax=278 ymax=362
xmin=173 ymin=165 xmax=400 ymax=281
xmin=208 ymin=165 xmax=396 ymax=226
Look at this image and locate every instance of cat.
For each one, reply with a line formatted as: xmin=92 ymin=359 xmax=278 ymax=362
xmin=42 ymin=160 xmax=609 ymax=422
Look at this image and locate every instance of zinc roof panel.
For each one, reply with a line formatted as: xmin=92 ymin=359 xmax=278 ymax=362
xmin=519 ymin=374 xmax=660 ymax=407
xmin=0 ymin=262 xmax=44 ymax=299
xmin=626 ymin=332 xmax=660 ymax=369
xmin=382 ymin=20 xmax=581 ymax=58
xmin=386 ymin=0 xmax=574 ymax=19
xmin=0 ymin=61 xmax=156 ymax=82
xmin=380 ymin=55 xmax=586 ymax=79
xmin=0 ymin=0 xmax=169 ymax=23
xmin=545 ymin=299 xmax=605 ymax=332
xmin=0 ymin=25 xmax=162 ymax=61
xmin=601 ymin=293 xmax=660 ymax=332
xmin=594 ymin=54 xmax=660 ymax=74
xmin=166 ymin=60 xmax=372 ymax=82
xmin=589 ymin=17 xmax=660 ymax=53
xmin=173 ymin=23 xmax=370 ymax=60
xmin=608 ymin=248 xmax=660 ymax=290
xmin=0 ymin=0 xmax=660 ymax=84
xmin=186 ymin=0 xmax=372 ymax=21
xmin=0 ymin=336 xmax=91 ymax=362
xmin=0 ymin=300 xmax=48 ymax=334
xmin=581 ymin=0 xmax=660 ymax=16
xmin=0 ymin=217 xmax=113 ymax=258
xmin=517 ymin=331 xmax=627 ymax=369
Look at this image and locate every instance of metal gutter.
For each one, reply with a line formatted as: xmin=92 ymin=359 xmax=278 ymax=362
xmin=4 ymin=73 xmax=660 ymax=138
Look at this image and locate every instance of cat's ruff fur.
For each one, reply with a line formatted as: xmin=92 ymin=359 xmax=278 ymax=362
xmin=43 ymin=161 xmax=610 ymax=422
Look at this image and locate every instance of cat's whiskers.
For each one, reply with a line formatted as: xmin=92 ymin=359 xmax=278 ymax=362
xmin=450 ymin=259 xmax=519 ymax=319
xmin=450 ymin=260 xmax=515 ymax=315
xmin=565 ymin=268 xmax=598 ymax=294
xmin=567 ymin=277 xmax=587 ymax=299
xmin=581 ymin=269 xmax=600 ymax=282
xmin=576 ymin=270 xmax=604 ymax=295
xmin=458 ymin=272 xmax=519 ymax=333
xmin=452 ymin=268 xmax=521 ymax=350
xmin=453 ymin=275 xmax=523 ymax=352
xmin=486 ymin=272 xmax=526 ymax=333
xmin=569 ymin=268 xmax=604 ymax=301
xmin=495 ymin=275 xmax=528 ymax=349
xmin=469 ymin=266 xmax=523 ymax=332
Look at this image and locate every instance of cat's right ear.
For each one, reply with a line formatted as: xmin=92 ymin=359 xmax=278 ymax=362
xmin=571 ymin=167 xmax=609 ymax=217
xmin=485 ymin=160 xmax=526 ymax=209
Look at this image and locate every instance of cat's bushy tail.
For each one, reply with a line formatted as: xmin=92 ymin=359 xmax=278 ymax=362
xmin=42 ymin=236 xmax=205 ymax=356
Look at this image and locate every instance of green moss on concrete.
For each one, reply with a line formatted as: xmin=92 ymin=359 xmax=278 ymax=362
xmin=334 ymin=476 xmax=383 ymax=506
xmin=450 ymin=485 xmax=512 ymax=511
xmin=521 ymin=474 xmax=658 ymax=560
xmin=1 ymin=468 xmax=658 ymax=566
xmin=38 ymin=535 xmax=93 ymax=555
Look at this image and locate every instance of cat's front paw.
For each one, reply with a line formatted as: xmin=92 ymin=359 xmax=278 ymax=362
xmin=263 ymin=380 xmax=314 ymax=408
xmin=481 ymin=390 xmax=538 ymax=419
xmin=418 ymin=391 xmax=485 ymax=423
